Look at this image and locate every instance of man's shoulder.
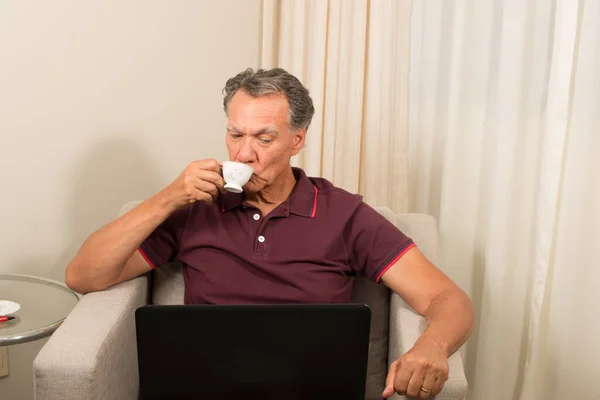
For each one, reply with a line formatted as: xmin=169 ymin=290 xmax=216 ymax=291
xmin=309 ymin=176 xmax=360 ymax=197
xmin=306 ymin=174 xmax=399 ymax=239
xmin=306 ymin=174 xmax=393 ymax=221
xmin=308 ymin=175 xmax=364 ymax=211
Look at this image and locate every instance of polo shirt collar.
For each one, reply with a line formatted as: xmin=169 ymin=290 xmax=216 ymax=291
xmin=220 ymin=167 xmax=318 ymax=218
xmin=287 ymin=167 xmax=318 ymax=217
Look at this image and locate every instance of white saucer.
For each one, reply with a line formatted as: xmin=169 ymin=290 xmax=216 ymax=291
xmin=0 ymin=300 xmax=20 ymax=315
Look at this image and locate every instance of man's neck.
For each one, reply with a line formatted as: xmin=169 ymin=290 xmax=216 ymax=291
xmin=245 ymin=167 xmax=297 ymax=214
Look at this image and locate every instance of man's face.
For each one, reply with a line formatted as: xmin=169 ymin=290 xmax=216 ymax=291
xmin=225 ymin=90 xmax=306 ymax=193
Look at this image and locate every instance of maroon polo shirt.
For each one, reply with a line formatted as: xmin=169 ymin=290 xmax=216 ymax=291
xmin=139 ymin=167 xmax=415 ymax=304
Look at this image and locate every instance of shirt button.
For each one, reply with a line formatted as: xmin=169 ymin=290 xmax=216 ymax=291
xmin=258 ymin=235 xmax=265 ymax=243
xmin=253 ymin=213 xmax=260 ymax=221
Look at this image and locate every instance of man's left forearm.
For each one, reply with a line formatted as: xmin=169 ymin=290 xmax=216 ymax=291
xmin=415 ymin=288 xmax=474 ymax=356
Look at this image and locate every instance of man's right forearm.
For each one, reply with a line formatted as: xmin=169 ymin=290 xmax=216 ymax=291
xmin=65 ymin=195 xmax=174 ymax=293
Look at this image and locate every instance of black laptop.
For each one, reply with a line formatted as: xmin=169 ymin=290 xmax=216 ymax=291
xmin=135 ymin=304 xmax=371 ymax=400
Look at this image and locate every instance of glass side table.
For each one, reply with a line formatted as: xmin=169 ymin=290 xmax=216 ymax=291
xmin=0 ymin=274 xmax=79 ymax=346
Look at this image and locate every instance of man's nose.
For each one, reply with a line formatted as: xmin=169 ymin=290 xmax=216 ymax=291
xmin=236 ymin=137 xmax=255 ymax=163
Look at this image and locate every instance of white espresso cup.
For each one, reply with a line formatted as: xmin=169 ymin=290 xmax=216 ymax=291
xmin=222 ymin=161 xmax=254 ymax=193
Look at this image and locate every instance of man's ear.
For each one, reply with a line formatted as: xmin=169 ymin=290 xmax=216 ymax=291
xmin=290 ymin=129 xmax=307 ymax=156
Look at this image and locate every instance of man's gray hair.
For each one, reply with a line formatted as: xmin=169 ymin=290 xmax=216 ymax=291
xmin=222 ymin=68 xmax=315 ymax=131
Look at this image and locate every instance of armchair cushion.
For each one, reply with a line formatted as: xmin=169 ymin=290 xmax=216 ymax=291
xmin=152 ymin=261 xmax=185 ymax=305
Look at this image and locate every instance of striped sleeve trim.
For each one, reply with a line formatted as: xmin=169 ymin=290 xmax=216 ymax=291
xmin=138 ymin=246 xmax=158 ymax=269
xmin=373 ymin=241 xmax=416 ymax=282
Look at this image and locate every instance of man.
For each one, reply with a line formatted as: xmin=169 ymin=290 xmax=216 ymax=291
xmin=65 ymin=68 xmax=473 ymax=398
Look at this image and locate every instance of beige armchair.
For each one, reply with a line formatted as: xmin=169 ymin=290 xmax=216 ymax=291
xmin=33 ymin=204 xmax=468 ymax=400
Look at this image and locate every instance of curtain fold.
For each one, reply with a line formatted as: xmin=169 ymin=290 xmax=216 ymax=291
xmin=261 ymin=1 xmax=600 ymax=399
xmin=261 ymin=0 xmax=411 ymax=212
xmin=519 ymin=1 xmax=600 ymax=398
xmin=408 ymin=1 xmax=600 ymax=399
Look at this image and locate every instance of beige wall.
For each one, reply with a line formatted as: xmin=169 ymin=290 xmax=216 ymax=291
xmin=0 ymin=1 xmax=261 ymax=398
xmin=0 ymin=0 xmax=261 ymax=281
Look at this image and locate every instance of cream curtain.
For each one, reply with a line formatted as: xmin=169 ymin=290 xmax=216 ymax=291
xmin=261 ymin=0 xmax=411 ymax=212
xmin=408 ymin=1 xmax=600 ymax=399
xmin=261 ymin=1 xmax=600 ymax=399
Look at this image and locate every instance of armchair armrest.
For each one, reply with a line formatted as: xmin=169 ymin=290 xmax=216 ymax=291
xmin=34 ymin=275 xmax=149 ymax=400
xmin=388 ymin=293 xmax=468 ymax=400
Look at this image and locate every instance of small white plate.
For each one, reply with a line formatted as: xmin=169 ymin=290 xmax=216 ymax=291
xmin=0 ymin=300 xmax=20 ymax=315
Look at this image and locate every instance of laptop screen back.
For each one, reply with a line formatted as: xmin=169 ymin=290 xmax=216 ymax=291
xmin=135 ymin=304 xmax=371 ymax=400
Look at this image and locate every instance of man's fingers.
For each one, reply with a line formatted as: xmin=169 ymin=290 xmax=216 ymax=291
xmin=394 ymin=359 xmax=414 ymax=396
xmin=180 ymin=174 xmax=218 ymax=205
xmin=190 ymin=180 xmax=220 ymax=204
xmin=193 ymin=179 xmax=219 ymax=198
xmin=419 ymin=371 xmax=436 ymax=398
xmin=382 ymin=360 xmax=398 ymax=398
xmin=197 ymin=169 xmax=225 ymax=190
xmin=193 ymin=159 xmax=221 ymax=173
xmin=404 ymin=366 xmax=424 ymax=397
xmin=193 ymin=189 xmax=214 ymax=205
xmin=431 ymin=376 xmax=445 ymax=396
xmin=385 ymin=346 xmax=450 ymax=398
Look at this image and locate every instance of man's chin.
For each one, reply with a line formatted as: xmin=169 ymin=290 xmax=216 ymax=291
xmin=242 ymin=181 xmax=262 ymax=194
xmin=242 ymin=176 xmax=267 ymax=194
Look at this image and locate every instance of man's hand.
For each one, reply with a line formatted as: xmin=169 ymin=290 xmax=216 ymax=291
xmin=155 ymin=159 xmax=225 ymax=210
xmin=382 ymin=341 xmax=449 ymax=398
xmin=379 ymin=247 xmax=473 ymax=398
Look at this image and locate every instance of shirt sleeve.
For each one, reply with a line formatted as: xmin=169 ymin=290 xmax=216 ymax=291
xmin=138 ymin=207 xmax=190 ymax=269
xmin=345 ymin=202 xmax=416 ymax=283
